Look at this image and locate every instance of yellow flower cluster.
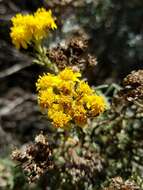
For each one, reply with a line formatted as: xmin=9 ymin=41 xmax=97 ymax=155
xmin=10 ymin=8 xmax=57 ymax=49
xmin=36 ymin=68 xmax=106 ymax=128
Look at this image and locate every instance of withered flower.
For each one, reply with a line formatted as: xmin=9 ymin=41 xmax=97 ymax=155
xmin=11 ymin=133 xmax=53 ymax=183
xmin=103 ymin=177 xmax=140 ymax=190
xmin=47 ymin=36 xmax=97 ymax=71
xmin=119 ymin=70 xmax=143 ymax=100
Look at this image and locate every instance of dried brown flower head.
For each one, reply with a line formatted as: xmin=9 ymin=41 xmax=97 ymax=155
xmin=120 ymin=70 xmax=143 ymax=100
xmin=123 ymin=70 xmax=143 ymax=87
xmin=103 ymin=177 xmax=140 ymax=190
xmin=48 ymin=46 xmax=68 ymax=69
xmin=111 ymin=70 xmax=143 ymax=124
xmin=11 ymin=133 xmax=53 ymax=183
xmin=69 ymin=37 xmax=87 ymax=54
xmin=47 ymin=36 xmax=97 ymax=70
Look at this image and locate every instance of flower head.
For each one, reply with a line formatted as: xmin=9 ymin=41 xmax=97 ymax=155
xmin=36 ymin=73 xmax=61 ymax=91
xmin=59 ymin=68 xmax=81 ymax=82
xmin=10 ymin=8 xmax=57 ymax=49
xmin=36 ymin=68 xmax=106 ymax=129
xmin=10 ymin=25 xmax=31 ymax=49
xmin=48 ymin=109 xmax=71 ymax=128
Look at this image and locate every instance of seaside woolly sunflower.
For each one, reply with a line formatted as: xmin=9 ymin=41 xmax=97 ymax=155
xmin=36 ymin=68 xmax=106 ymax=129
xmin=10 ymin=8 xmax=57 ymax=49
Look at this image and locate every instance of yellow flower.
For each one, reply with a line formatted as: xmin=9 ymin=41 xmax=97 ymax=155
xmin=36 ymin=68 xmax=106 ymax=129
xmin=91 ymin=96 xmax=106 ymax=116
xmin=72 ymin=105 xmax=87 ymax=126
xmin=11 ymin=14 xmax=34 ymax=27
xmin=84 ymin=95 xmax=106 ymax=116
xmin=36 ymin=73 xmax=61 ymax=90
xmin=34 ymin=8 xmax=57 ymax=30
xmin=48 ymin=109 xmax=71 ymax=128
xmin=10 ymin=25 xmax=31 ymax=49
xmin=58 ymin=95 xmax=72 ymax=110
xmin=10 ymin=8 xmax=57 ymax=49
xmin=38 ymin=88 xmax=57 ymax=108
xmin=58 ymin=80 xmax=75 ymax=95
xmin=77 ymin=81 xmax=93 ymax=95
xmin=59 ymin=68 xmax=81 ymax=82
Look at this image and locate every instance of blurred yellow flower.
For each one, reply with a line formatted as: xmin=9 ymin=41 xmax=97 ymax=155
xmin=36 ymin=68 xmax=106 ymax=129
xmin=10 ymin=8 xmax=57 ymax=49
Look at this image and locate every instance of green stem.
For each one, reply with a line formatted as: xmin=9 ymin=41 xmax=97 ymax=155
xmin=34 ymin=41 xmax=59 ymax=73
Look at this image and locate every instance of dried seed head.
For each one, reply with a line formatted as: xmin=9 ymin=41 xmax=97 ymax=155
xmin=69 ymin=37 xmax=88 ymax=54
xmin=103 ymin=176 xmax=140 ymax=190
xmin=35 ymin=133 xmax=48 ymax=145
xmin=11 ymin=148 xmax=27 ymax=162
xmin=87 ymin=54 xmax=97 ymax=67
xmin=48 ymin=47 xmax=68 ymax=70
xmin=123 ymin=70 xmax=143 ymax=87
xmin=118 ymin=70 xmax=143 ymax=100
xmin=47 ymin=36 xmax=97 ymax=71
xmin=11 ymin=133 xmax=53 ymax=183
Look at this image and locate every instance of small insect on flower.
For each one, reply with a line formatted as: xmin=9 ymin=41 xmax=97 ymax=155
xmin=10 ymin=8 xmax=57 ymax=49
xmin=36 ymin=68 xmax=106 ymax=129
